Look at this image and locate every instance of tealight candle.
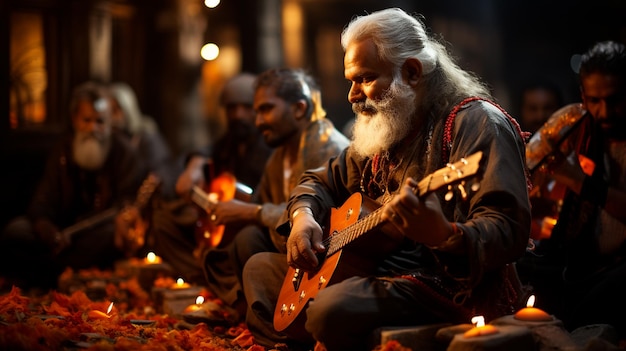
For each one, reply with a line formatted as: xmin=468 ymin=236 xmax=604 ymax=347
xmin=463 ymin=316 xmax=499 ymax=337
xmin=144 ymin=251 xmax=162 ymax=264
xmin=88 ymin=302 xmax=114 ymax=320
xmin=514 ymin=295 xmax=553 ymax=322
xmin=183 ymin=296 xmax=205 ymax=313
xmin=171 ymin=278 xmax=191 ymax=289
xmin=449 ymin=322 xmax=535 ymax=351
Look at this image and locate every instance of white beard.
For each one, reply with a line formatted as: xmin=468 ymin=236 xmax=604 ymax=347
xmin=72 ymin=131 xmax=110 ymax=170
xmin=351 ymin=78 xmax=417 ymax=158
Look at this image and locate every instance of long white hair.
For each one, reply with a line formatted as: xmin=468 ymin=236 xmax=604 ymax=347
xmin=341 ymin=8 xmax=491 ymax=116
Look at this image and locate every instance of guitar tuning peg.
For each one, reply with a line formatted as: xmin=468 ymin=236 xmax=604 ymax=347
xmin=445 ymin=184 xmax=454 ymax=201
xmin=470 ymin=181 xmax=480 ymax=192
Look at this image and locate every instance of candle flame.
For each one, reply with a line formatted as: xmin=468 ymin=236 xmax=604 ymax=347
xmin=176 ymin=278 xmax=185 ymax=286
xmin=146 ymin=252 xmax=156 ymax=263
xmin=196 ymin=296 xmax=205 ymax=305
xmin=526 ymin=294 xmax=536 ymax=308
xmin=471 ymin=315 xmax=485 ymax=327
xmin=107 ymin=302 xmax=114 ymax=315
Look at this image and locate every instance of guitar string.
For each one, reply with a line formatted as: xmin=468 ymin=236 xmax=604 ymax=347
xmin=318 ymin=159 xmax=473 ymax=257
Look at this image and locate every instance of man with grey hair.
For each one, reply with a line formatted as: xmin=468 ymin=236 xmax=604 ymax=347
xmin=242 ymin=8 xmax=531 ymax=350
xmin=0 ymin=81 xmax=143 ymax=290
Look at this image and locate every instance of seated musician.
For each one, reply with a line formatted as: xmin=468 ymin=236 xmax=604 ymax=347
xmin=199 ymin=68 xmax=350 ymax=318
xmin=521 ymin=40 xmax=626 ymax=340
xmin=241 ymin=8 xmax=531 ymax=351
xmin=0 ymin=81 xmax=144 ymax=290
xmin=147 ymin=73 xmax=272 ymax=285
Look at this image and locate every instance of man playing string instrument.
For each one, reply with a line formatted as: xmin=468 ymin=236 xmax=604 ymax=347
xmin=242 ymin=8 xmax=531 ymax=351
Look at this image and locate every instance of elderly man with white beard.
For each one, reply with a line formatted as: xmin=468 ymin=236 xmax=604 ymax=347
xmin=241 ymin=8 xmax=531 ymax=351
xmin=0 ymin=81 xmax=144 ymax=290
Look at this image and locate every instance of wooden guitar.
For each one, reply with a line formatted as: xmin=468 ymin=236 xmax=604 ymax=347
xmin=57 ymin=172 xmax=161 ymax=255
xmin=191 ymin=172 xmax=253 ymax=253
xmin=273 ymin=151 xmax=483 ymax=333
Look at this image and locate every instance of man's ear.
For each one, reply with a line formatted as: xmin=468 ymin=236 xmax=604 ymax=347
xmin=293 ymin=99 xmax=309 ymax=120
xmin=402 ymin=58 xmax=423 ymax=87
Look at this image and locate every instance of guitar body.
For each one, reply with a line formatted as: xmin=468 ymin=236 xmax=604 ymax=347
xmin=274 ymin=192 xmax=398 ymax=334
xmin=194 ymin=172 xmax=238 ymax=250
xmin=272 ymin=151 xmax=484 ymax=335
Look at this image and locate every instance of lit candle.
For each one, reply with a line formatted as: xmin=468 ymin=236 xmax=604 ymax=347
xmin=514 ymin=295 xmax=553 ymax=322
xmin=183 ymin=296 xmax=205 ymax=313
xmin=88 ymin=302 xmax=114 ymax=320
xmin=463 ymin=316 xmax=499 ymax=337
xmin=144 ymin=251 xmax=162 ymax=264
xmin=171 ymin=278 xmax=191 ymax=289
xmin=449 ymin=318 xmax=535 ymax=351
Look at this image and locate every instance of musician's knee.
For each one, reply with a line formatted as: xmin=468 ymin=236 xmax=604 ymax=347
xmin=305 ymin=283 xmax=353 ymax=340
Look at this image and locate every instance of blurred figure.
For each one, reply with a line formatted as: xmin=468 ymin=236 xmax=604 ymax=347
xmin=147 ymin=73 xmax=273 ymax=284
xmin=204 ymin=73 xmax=274 ymax=188
xmin=522 ymin=40 xmax=626 ymax=339
xmin=109 ymin=82 xmax=173 ymax=186
xmin=108 ymin=82 xmax=175 ymax=256
xmin=518 ymin=80 xmax=563 ymax=134
xmin=201 ymin=68 xmax=350 ymax=319
xmin=0 ymin=81 xmax=144 ymax=291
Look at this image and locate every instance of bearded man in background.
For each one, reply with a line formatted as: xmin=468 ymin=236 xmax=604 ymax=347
xmin=0 ymin=81 xmax=144 ymax=291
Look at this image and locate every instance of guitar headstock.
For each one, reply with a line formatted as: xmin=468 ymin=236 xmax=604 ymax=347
xmin=415 ymin=151 xmax=483 ymax=201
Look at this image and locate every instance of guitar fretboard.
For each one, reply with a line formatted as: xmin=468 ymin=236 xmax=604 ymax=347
xmin=322 ymin=151 xmax=482 ymax=257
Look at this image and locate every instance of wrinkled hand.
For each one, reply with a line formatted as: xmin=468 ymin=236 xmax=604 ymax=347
xmin=286 ymin=212 xmax=325 ymax=271
xmin=114 ymin=206 xmax=147 ymax=256
xmin=381 ymin=178 xmax=452 ymax=247
xmin=208 ymin=199 xmax=254 ymax=225
xmin=34 ymin=218 xmax=65 ymax=253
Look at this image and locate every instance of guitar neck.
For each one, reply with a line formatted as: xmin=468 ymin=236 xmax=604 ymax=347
xmin=326 ymin=207 xmax=383 ymax=256
xmin=60 ymin=207 xmax=118 ymax=242
xmin=191 ymin=186 xmax=213 ymax=209
xmin=60 ymin=172 xmax=161 ymax=244
xmin=325 ymin=151 xmax=482 ymax=256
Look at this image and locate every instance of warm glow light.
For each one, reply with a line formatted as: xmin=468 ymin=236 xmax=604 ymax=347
xmin=204 ymin=0 xmax=220 ymax=8
xmin=144 ymin=251 xmax=162 ymax=264
xmin=171 ymin=277 xmax=191 ymax=289
xmin=526 ymin=295 xmax=536 ymax=308
xmin=201 ymin=43 xmax=220 ymax=61
xmin=464 ymin=315 xmax=498 ymax=337
xmin=184 ymin=296 xmax=205 ymax=313
xmin=88 ymin=303 xmax=113 ymax=320
xmin=147 ymin=252 xmax=156 ymax=263
xmin=471 ymin=315 xmax=486 ymax=327
xmin=514 ymin=295 xmax=553 ymax=321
